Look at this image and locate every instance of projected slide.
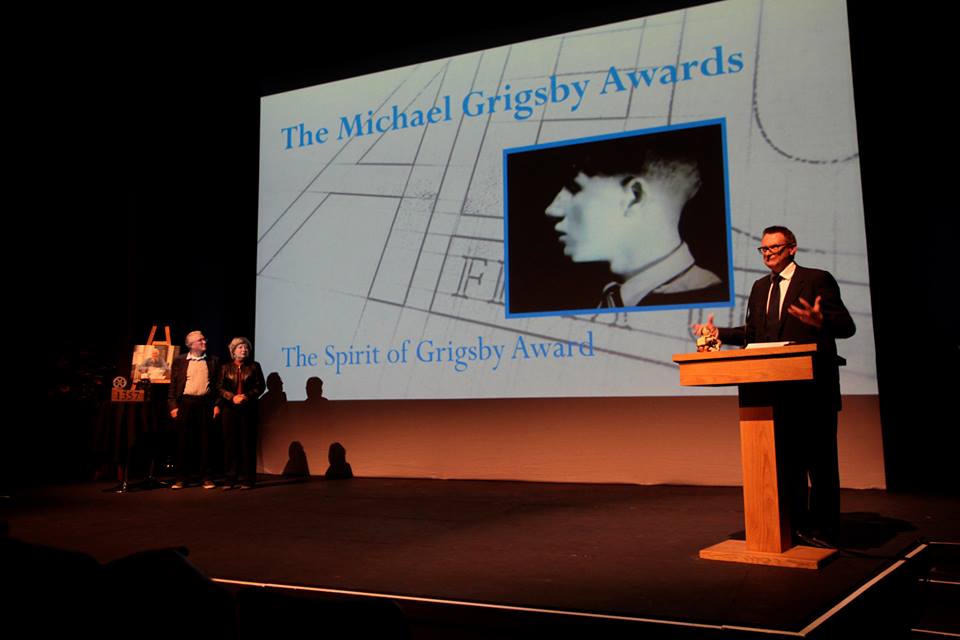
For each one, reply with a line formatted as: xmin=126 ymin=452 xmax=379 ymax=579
xmin=505 ymin=120 xmax=732 ymax=317
xmin=256 ymin=0 xmax=875 ymax=400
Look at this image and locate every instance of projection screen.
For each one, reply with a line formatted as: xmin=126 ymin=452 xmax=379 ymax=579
xmin=256 ymin=0 xmax=874 ymax=403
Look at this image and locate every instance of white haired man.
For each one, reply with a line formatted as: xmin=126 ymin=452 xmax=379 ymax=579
xmin=168 ymin=330 xmax=220 ymax=489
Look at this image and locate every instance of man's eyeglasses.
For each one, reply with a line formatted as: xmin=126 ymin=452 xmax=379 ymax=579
xmin=757 ymin=243 xmax=794 ymax=256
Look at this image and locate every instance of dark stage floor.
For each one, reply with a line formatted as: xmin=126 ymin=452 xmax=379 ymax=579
xmin=2 ymin=478 xmax=957 ymax=638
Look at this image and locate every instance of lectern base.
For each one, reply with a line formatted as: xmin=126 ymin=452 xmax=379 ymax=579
xmin=699 ymin=539 xmax=836 ymax=570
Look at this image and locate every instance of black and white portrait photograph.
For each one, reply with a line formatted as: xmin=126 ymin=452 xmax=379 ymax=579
xmin=504 ymin=121 xmax=733 ymax=317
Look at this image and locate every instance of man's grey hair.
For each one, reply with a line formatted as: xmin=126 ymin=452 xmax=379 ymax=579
xmin=185 ymin=330 xmax=204 ymax=348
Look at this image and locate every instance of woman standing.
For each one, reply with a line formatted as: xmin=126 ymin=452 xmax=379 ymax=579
xmin=217 ymin=337 xmax=265 ymax=489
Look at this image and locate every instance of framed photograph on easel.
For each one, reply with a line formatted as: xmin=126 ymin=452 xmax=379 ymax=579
xmin=129 ymin=325 xmax=179 ymax=384
xmin=131 ymin=344 xmax=177 ymax=383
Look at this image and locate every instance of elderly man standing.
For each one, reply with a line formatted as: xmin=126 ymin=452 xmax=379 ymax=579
xmin=168 ymin=330 xmax=220 ymax=489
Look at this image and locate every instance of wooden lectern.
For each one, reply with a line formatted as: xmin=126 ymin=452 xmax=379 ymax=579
xmin=672 ymin=344 xmax=836 ymax=569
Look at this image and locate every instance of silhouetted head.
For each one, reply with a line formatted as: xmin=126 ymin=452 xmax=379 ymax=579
xmin=266 ymin=372 xmax=284 ymax=393
xmin=328 ymin=442 xmax=347 ymax=464
xmin=305 ymin=377 xmax=325 ymax=400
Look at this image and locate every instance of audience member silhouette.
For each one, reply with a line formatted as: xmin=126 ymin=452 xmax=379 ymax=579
xmin=324 ymin=442 xmax=353 ymax=480
xmin=282 ymin=441 xmax=310 ymax=478
xmin=258 ymin=372 xmax=289 ymax=474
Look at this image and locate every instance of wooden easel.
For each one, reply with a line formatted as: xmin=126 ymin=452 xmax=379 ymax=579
xmin=145 ymin=325 xmax=173 ymax=349
xmin=112 ymin=325 xmax=175 ymax=493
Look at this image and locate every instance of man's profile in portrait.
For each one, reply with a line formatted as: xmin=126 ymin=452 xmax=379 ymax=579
xmin=546 ymin=152 xmax=725 ymax=308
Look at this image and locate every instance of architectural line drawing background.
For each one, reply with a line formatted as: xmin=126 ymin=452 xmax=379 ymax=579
xmin=256 ymin=0 xmax=874 ymax=400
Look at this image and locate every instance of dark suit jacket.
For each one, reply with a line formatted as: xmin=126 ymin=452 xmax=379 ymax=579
xmin=718 ymin=264 xmax=855 ymax=408
xmin=168 ymin=354 xmax=221 ymax=411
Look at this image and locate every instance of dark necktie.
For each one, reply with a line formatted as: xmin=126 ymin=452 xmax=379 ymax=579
xmin=601 ymin=282 xmax=623 ymax=308
xmin=764 ymin=274 xmax=782 ymax=339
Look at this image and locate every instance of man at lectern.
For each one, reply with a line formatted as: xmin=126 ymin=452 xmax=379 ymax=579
xmin=692 ymin=225 xmax=855 ymax=541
